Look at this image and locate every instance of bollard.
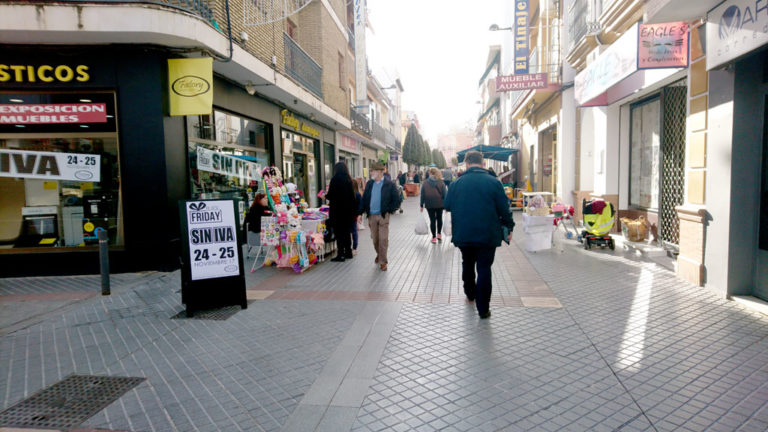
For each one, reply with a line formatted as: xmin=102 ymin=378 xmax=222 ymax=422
xmin=97 ymin=228 xmax=110 ymax=295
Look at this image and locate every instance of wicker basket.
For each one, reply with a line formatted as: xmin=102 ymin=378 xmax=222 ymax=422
xmin=526 ymin=207 xmax=550 ymax=216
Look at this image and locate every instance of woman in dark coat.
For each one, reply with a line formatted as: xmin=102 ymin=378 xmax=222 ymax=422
xmin=325 ymin=162 xmax=357 ymax=261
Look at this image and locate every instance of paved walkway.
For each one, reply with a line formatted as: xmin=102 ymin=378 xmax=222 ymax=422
xmin=0 ymin=197 xmax=767 ymax=431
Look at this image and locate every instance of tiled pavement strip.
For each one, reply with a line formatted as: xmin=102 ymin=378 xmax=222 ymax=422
xmin=0 ymin=197 xmax=766 ymax=431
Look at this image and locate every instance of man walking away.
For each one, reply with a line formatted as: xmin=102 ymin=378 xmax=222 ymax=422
xmin=444 ymin=151 xmax=514 ymax=319
xmin=361 ymin=162 xmax=402 ymax=271
xmin=441 ymin=167 xmax=453 ymax=188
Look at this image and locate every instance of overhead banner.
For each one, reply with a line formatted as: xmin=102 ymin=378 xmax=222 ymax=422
xmin=707 ymin=0 xmax=768 ymax=70
xmin=168 ymin=57 xmax=213 ymax=116
xmin=0 ymin=103 xmax=107 ymax=125
xmin=196 ymin=146 xmax=262 ymax=182
xmin=514 ymin=0 xmax=530 ymax=74
xmin=496 ymin=73 xmax=548 ymax=91
xmin=638 ymin=22 xmax=689 ymax=69
xmin=353 ymin=0 xmax=368 ymax=113
xmin=575 ymin=22 xmax=639 ymax=105
xmin=0 ymin=149 xmax=101 ymax=181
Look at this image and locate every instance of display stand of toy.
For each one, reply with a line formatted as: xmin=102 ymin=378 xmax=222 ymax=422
xmin=254 ymin=166 xmax=331 ymax=273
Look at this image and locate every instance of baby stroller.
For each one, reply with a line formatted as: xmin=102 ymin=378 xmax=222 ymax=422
xmin=581 ymin=199 xmax=615 ymax=250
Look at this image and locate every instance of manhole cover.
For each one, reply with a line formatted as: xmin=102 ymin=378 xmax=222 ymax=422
xmin=0 ymin=374 xmax=145 ymax=430
xmin=171 ymin=302 xmax=251 ymax=320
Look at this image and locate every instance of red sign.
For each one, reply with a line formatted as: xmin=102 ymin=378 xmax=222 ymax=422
xmin=0 ymin=103 xmax=108 ymax=124
xmin=496 ymin=73 xmax=548 ymax=91
xmin=638 ymin=22 xmax=689 ymax=69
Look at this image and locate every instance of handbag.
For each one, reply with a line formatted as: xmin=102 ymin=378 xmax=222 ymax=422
xmin=414 ymin=214 xmax=429 ymax=235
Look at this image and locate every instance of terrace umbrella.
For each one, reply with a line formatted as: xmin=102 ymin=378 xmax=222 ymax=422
xmin=456 ymin=145 xmax=518 ymax=163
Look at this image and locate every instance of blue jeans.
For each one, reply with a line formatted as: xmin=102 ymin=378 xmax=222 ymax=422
xmin=459 ymin=246 xmax=496 ymax=315
xmin=350 ymin=220 xmax=358 ymax=250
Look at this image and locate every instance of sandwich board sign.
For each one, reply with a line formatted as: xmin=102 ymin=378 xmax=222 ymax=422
xmin=179 ymin=199 xmax=246 ymax=316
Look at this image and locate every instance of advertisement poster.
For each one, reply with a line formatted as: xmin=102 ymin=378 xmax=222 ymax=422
xmin=0 ymin=149 xmax=101 ymax=181
xmin=638 ymin=22 xmax=689 ymax=69
xmin=184 ymin=200 xmax=240 ymax=281
xmin=196 ymin=146 xmax=262 ymax=183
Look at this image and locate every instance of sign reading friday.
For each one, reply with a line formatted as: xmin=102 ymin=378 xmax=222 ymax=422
xmin=196 ymin=146 xmax=262 ymax=182
xmin=0 ymin=149 xmax=101 ymax=181
xmin=496 ymin=73 xmax=548 ymax=91
xmin=184 ymin=200 xmax=240 ymax=281
xmin=514 ymin=0 xmax=530 ymax=74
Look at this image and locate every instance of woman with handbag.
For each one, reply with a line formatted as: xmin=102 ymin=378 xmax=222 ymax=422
xmin=325 ymin=162 xmax=356 ymax=262
xmin=420 ymin=167 xmax=447 ymax=244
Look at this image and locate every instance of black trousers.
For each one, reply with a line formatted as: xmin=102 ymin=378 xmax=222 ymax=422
xmin=459 ymin=246 xmax=497 ymax=315
xmin=426 ymin=208 xmax=443 ymax=238
xmin=333 ymin=220 xmax=353 ymax=258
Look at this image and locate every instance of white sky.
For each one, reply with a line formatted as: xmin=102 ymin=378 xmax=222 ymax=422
xmin=366 ymin=0 xmax=508 ymax=147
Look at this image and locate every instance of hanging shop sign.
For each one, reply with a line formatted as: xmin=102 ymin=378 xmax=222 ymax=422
xmin=496 ymin=73 xmax=548 ymax=91
xmin=196 ymin=146 xmax=262 ymax=181
xmin=179 ymin=199 xmax=247 ymax=316
xmin=0 ymin=64 xmax=91 ymax=83
xmin=0 ymin=103 xmax=107 ymax=124
xmin=638 ymin=22 xmax=689 ymax=69
xmin=575 ymin=22 xmax=639 ymax=105
xmin=341 ymin=135 xmax=359 ymax=152
xmin=168 ymin=57 xmax=213 ymax=116
xmin=354 ymin=0 xmax=368 ymax=111
xmin=0 ymin=149 xmax=101 ymax=181
xmin=706 ymin=0 xmax=768 ymax=70
xmin=514 ymin=0 xmax=530 ymax=74
xmin=281 ymin=109 xmax=322 ymax=138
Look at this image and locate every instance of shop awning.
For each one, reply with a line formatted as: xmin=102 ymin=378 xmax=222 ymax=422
xmin=456 ymin=145 xmax=518 ymax=163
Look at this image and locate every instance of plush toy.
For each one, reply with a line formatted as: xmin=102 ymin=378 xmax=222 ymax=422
xmin=287 ymin=207 xmax=302 ymax=230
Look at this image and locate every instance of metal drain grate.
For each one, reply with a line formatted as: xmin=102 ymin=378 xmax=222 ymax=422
xmin=172 ymin=302 xmax=251 ymax=320
xmin=0 ymin=374 xmax=145 ymax=430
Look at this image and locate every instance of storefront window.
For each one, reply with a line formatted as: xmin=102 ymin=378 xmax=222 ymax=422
xmin=0 ymin=92 xmax=122 ymax=250
xmin=323 ymin=143 xmax=335 ymax=188
xmin=630 ymin=97 xmax=661 ymax=210
xmin=187 ymin=110 xmax=271 ymax=203
xmin=281 ymin=130 xmax=320 ymax=207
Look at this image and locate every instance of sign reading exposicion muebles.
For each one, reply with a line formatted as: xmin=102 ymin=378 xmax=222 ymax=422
xmin=707 ymin=0 xmax=768 ymax=70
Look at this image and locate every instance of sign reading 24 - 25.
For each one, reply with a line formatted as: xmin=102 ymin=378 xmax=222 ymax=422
xmin=185 ymin=200 xmax=240 ymax=281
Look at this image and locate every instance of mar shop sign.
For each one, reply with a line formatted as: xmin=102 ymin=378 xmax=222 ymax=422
xmin=0 ymin=149 xmax=101 ymax=181
xmin=707 ymin=0 xmax=768 ymax=70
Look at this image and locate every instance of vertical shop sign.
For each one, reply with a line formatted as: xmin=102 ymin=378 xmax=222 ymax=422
xmin=179 ymin=199 xmax=247 ymax=316
xmin=514 ymin=0 xmax=530 ymax=74
xmin=168 ymin=58 xmax=213 ymax=116
xmin=354 ymin=0 xmax=368 ymax=113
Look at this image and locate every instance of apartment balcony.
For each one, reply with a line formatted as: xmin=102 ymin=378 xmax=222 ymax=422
xmin=350 ymin=104 xmax=371 ymax=136
xmin=372 ymin=122 xmax=398 ymax=151
xmin=567 ymin=0 xmax=588 ymax=54
xmin=284 ymin=33 xmax=323 ymax=99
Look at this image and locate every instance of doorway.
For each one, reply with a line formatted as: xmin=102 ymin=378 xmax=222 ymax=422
xmin=293 ymin=153 xmax=307 ymax=202
xmin=756 ymin=93 xmax=768 ymax=301
xmin=538 ymin=127 xmax=555 ymax=193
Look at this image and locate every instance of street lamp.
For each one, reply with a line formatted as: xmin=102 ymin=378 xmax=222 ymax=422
xmin=489 ymin=24 xmax=513 ymax=31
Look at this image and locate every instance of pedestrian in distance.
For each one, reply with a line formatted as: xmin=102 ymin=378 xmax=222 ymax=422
xmin=350 ymin=179 xmax=363 ymax=255
xmin=245 ymin=192 xmax=271 ymax=237
xmin=326 ymin=162 xmax=357 ymax=262
xmin=397 ymin=171 xmax=407 ymax=187
xmin=420 ymin=167 xmax=447 ymax=244
xmin=361 ymin=161 xmax=402 ymax=271
xmin=412 ymin=170 xmax=421 ymax=184
xmin=441 ymin=167 xmax=453 ymax=188
xmin=444 ymin=150 xmax=515 ymax=319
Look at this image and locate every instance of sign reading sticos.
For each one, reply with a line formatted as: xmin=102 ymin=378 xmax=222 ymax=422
xmin=638 ymin=22 xmax=689 ymax=69
xmin=0 ymin=64 xmax=90 ymax=83
xmin=168 ymin=58 xmax=213 ymax=116
xmin=514 ymin=0 xmax=530 ymax=74
xmin=184 ymin=200 xmax=240 ymax=281
xmin=0 ymin=149 xmax=101 ymax=181
xmin=496 ymin=73 xmax=548 ymax=91
xmin=706 ymin=0 xmax=768 ymax=70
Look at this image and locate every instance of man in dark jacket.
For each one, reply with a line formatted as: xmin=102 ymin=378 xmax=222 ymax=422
xmin=444 ymin=151 xmax=514 ymax=319
xmin=361 ymin=162 xmax=401 ymax=271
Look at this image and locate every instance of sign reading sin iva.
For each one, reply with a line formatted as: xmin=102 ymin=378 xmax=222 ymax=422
xmin=514 ymin=0 xmax=530 ymax=74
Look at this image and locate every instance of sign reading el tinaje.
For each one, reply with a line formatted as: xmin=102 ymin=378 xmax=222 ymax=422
xmin=514 ymin=0 xmax=530 ymax=74
xmin=168 ymin=58 xmax=213 ymax=116
xmin=706 ymin=0 xmax=768 ymax=70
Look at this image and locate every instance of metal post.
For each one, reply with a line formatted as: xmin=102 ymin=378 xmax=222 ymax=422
xmin=97 ymin=228 xmax=110 ymax=295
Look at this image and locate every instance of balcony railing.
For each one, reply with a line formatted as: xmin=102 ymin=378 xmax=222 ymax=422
xmin=284 ymin=33 xmax=323 ymax=99
xmin=52 ymin=0 xmax=214 ymax=21
xmin=372 ymin=122 xmax=398 ymax=150
xmin=568 ymin=0 xmax=588 ymax=52
xmin=350 ymin=104 xmax=371 ymax=136
xmin=347 ymin=27 xmax=355 ymax=52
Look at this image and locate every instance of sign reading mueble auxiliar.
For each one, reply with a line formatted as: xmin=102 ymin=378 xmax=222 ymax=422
xmin=0 ymin=149 xmax=101 ymax=181
xmin=168 ymin=58 xmax=213 ymax=116
xmin=496 ymin=73 xmax=548 ymax=91
xmin=184 ymin=200 xmax=240 ymax=281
